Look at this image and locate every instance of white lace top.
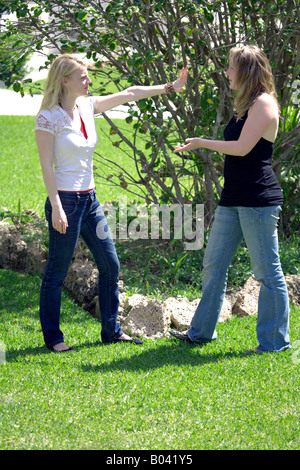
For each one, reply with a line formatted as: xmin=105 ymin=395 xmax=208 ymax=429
xmin=35 ymin=96 xmax=98 ymax=191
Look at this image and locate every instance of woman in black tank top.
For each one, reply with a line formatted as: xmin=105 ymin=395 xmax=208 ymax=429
xmin=171 ymin=45 xmax=290 ymax=354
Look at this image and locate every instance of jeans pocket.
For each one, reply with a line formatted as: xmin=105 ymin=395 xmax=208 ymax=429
xmin=45 ymin=197 xmax=78 ymax=219
xmin=257 ymin=206 xmax=281 ymax=226
xmin=61 ymin=199 xmax=78 ymax=217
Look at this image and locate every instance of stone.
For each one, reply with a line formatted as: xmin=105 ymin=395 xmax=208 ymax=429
xmin=0 ymin=221 xmax=47 ymax=275
xmin=0 ymin=223 xmax=27 ymax=271
xmin=219 ymin=297 xmax=232 ymax=322
xmin=63 ymin=260 xmax=98 ymax=306
xmin=120 ymin=294 xmax=170 ymax=338
xmin=231 ymin=274 xmax=300 ymax=316
xmin=163 ymin=297 xmax=197 ymax=330
xmin=232 ymin=275 xmax=260 ymax=317
xmin=285 ymin=274 xmax=300 ymax=306
xmin=163 ymin=296 xmax=232 ymax=331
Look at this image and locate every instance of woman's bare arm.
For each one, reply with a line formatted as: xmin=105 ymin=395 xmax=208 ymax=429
xmin=93 ymin=66 xmax=188 ymax=114
xmin=174 ymin=94 xmax=279 ymax=157
xmin=35 ymin=130 xmax=68 ymax=234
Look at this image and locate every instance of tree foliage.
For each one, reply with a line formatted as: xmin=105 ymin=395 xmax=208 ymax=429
xmin=2 ymin=0 xmax=300 ymax=233
xmin=0 ymin=1 xmax=32 ymax=87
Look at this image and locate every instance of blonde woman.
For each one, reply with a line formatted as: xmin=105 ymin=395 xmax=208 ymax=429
xmin=35 ymin=54 xmax=188 ymax=351
xmin=172 ymin=45 xmax=290 ymax=354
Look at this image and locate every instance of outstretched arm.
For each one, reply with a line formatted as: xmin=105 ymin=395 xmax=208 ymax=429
xmin=93 ymin=66 xmax=188 ymax=114
xmin=174 ymin=94 xmax=278 ymax=157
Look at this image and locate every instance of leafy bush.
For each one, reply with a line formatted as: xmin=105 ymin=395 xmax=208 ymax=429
xmin=0 ymin=31 xmax=31 ymax=88
xmin=3 ymin=0 xmax=299 ymax=235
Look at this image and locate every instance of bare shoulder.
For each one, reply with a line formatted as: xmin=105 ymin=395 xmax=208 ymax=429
xmin=250 ymin=93 xmax=278 ymax=117
xmin=248 ymin=93 xmax=278 ymax=142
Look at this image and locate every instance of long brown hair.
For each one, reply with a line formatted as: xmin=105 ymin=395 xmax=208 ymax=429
xmin=229 ymin=45 xmax=279 ymax=120
xmin=39 ymin=54 xmax=86 ymax=111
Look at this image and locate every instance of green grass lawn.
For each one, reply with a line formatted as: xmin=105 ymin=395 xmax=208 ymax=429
xmin=1 ymin=116 xmax=300 ymax=450
xmin=0 ymin=269 xmax=299 ymax=450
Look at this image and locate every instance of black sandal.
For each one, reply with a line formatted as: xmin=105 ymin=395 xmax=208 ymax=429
xmin=169 ymin=330 xmax=210 ymax=344
xmin=169 ymin=330 xmax=192 ymax=342
xmin=48 ymin=346 xmax=76 ymax=353
xmin=114 ymin=337 xmax=144 ymax=345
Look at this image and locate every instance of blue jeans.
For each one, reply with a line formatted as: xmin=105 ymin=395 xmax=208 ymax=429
xmin=188 ymin=205 xmax=290 ymax=352
xmin=40 ymin=190 xmax=123 ymax=347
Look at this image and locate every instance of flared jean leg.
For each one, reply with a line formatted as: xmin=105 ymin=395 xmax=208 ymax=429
xmin=238 ymin=206 xmax=290 ymax=352
xmin=188 ymin=206 xmax=243 ymax=341
xmin=188 ymin=205 xmax=290 ymax=351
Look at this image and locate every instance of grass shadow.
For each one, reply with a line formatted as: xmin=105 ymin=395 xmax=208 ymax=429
xmin=5 ymin=339 xmax=107 ymax=362
xmin=81 ymin=339 xmax=247 ymax=373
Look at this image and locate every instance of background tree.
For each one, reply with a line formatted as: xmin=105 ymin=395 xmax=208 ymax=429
xmin=2 ymin=0 xmax=299 ymax=234
xmin=0 ymin=1 xmax=32 ymax=87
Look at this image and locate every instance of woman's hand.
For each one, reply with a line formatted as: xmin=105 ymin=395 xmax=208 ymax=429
xmin=174 ymin=138 xmax=203 ymax=153
xmin=52 ymin=206 xmax=68 ymax=234
xmin=173 ymin=66 xmax=189 ymax=93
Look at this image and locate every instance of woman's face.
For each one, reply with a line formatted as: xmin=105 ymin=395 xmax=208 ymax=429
xmin=226 ymin=61 xmax=239 ymax=91
xmin=63 ymin=65 xmax=91 ymax=98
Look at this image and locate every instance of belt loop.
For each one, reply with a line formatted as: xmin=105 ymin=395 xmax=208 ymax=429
xmin=76 ymin=194 xmax=80 ymax=204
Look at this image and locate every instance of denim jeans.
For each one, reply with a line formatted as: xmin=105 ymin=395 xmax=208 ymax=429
xmin=188 ymin=205 xmax=290 ymax=352
xmin=40 ymin=190 xmax=123 ymax=347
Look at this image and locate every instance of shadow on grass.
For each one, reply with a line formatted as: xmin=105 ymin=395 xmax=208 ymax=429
xmin=6 ymin=336 xmax=247 ymax=369
xmin=81 ymin=339 xmax=247 ymax=372
xmin=5 ymin=339 xmax=104 ymax=362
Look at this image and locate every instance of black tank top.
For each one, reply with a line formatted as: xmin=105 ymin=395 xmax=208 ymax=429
xmin=219 ymin=111 xmax=283 ymax=207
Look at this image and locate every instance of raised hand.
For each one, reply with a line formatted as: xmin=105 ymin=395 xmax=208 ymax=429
xmin=174 ymin=137 xmax=203 ymax=153
xmin=173 ymin=66 xmax=189 ymax=92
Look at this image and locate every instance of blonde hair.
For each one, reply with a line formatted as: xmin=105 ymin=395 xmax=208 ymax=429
xmin=229 ymin=45 xmax=279 ymax=120
xmin=39 ymin=54 xmax=86 ymax=111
